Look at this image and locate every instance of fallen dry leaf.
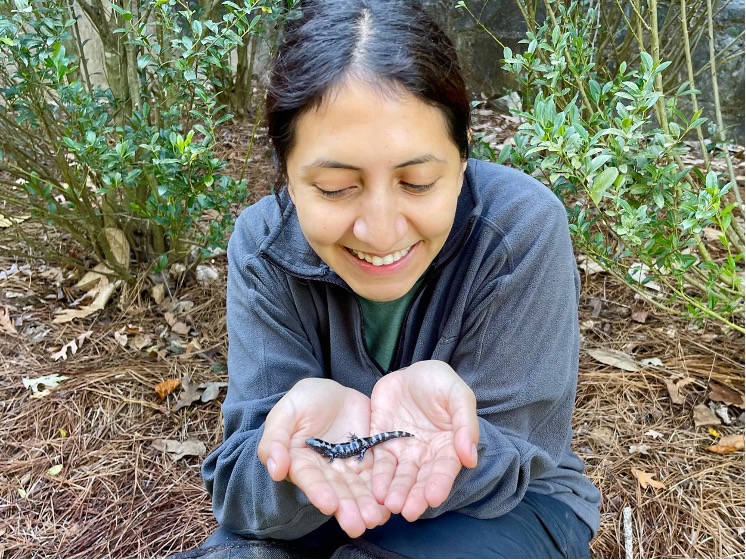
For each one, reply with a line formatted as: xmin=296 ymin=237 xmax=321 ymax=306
xmin=631 ymin=468 xmax=666 ymax=490
xmin=50 ymin=341 xmax=76 ymax=361
xmin=50 ymin=330 xmax=93 ymax=361
xmin=151 ymin=438 xmax=206 ymax=460
xmin=664 ymin=376 xmax=696 ymax=405
xmin=631 ymin=310 xmax=648 ymax=323
xmin=154 ymin=378 xmax=182 ymax=400
xmin=713 ymin=404 xmax=733 ymax=425
xmin=102 ymin=227 xmax=130 ymax=269
xmin=199 ymin=381 xmax=228 ymax=403
xmin=0 ymin=213 xmax=30 ymax=228
xmin=705 ymin=434 xmax=745 ymax=455
xmin=171 ymin=321 xmax=191 ymax=336
xmin=47 ymin=464 xmax=63 ymax=477
xmin=113 ymin=329 xmax=128 ymax=348
xmin=709 ymin=380 xmax=745 ymax=409
xmin=151 ymin=283 xmax=166 ymax=304
xmin=628 ymin=263 xmax=662 ymax=292
xmin=53 ymin=282 xmax=118 ymax=323
xmin=629 ymin=444 xmax=651 ymax=455
xmin=587 ymin=348 xmax=640 ymax=372
xmin=589 ymin=426 xmax=616 ymax=446
xmin=577 ymin=257 xmax=601 ymax=279
xmin=195 ymin=264 xmax=219 ymax=285
xmin=644 ymin=430 xmax=664 ymax=439
xmin=75 ymin=262 xmax=112 ymax=292
xmin=706 ymin=427 xmax=723 ymax=438
xmin=22 ymin=374 xmax=69 ymax=398
xmin=131 ymin=334 xmax=152 ymax=350
xmin=640 ymin=357 xmax=663 ymax=367
xmin=173 ymin=377 xmax=202 ymax=411
xmin=693 ymin=404 xmax=722 ymax=427
xmin=0 ymin=306 xmax=17 ymax=334
xmin=164 ymin=311 xmax=191 ymax=335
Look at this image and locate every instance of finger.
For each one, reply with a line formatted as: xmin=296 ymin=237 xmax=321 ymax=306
xmin=454 ymin=424 xmax=479 ymax=469
xmin=383 ymin=458 xmax=419 ymax=515
xmin=398 ymin=451 xmax=462 ymax=521
xmin=324 ymin=473 xmax=368 ymax=538
xmin=258 ymin=422 xmax=293 ymax=482
xmin=422 ymin=453 xmax=462 ymax=508
xmin=258 ymin=398 xmax=297 ymax=467
xmin=345 ymin=471 xmax=391 ymax=529
xmin=290 ymin=459 xmax=339 ymax=516
xmin=370 ymin=448 xmax=397 ymax=503
xmin=334 ymin=497 xmax=368 ymax=538
xmin=448 ymin=388 xmax=479 ymax=468
xmin=266 ymin=440 xmax=291 ymax=481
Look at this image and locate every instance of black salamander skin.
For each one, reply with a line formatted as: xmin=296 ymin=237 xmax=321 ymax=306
xmin=305 ymin=431 xmax=414 ymax=463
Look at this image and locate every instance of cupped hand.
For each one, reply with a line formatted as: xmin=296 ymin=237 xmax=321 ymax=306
xmin=369 ymin=360 xmax=479 ymax=521
xmin=257 ymin=378 xmax=390 ymax=537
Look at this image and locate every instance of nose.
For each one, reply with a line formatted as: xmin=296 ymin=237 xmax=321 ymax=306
xmin=352 ymin=188 xmax=408 ymax=252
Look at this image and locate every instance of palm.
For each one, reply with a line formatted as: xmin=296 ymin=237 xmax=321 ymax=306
xmin=369 ymin=361 xmax=479 ymax=521
xmin=258 ymin=379 xmax=389 ymax=537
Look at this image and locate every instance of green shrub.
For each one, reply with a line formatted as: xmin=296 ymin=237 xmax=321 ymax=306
xmin=462 ymin=0 xmax=744 ymax=331
xmin=0 ymin=0 xmax=292 ymax=280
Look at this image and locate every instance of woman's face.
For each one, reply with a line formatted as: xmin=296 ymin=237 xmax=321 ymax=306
xmin=286 ymin=79 xmax=467 ymax=302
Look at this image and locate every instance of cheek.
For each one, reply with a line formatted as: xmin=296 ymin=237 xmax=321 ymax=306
xmin=297 ymin=207 xmax=348 ymax=244
xmin=414 ymin=194 xmax=459 ymax=239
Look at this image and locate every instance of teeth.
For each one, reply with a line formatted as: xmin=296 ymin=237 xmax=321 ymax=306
xmin=349 ymin=246 xmax=411 ymax=266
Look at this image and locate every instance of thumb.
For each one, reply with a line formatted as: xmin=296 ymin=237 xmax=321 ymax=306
xmin=449 ymin=386 xmax=479 ymax=468
xmin=258 ymin=405 xmax=296 ymax=482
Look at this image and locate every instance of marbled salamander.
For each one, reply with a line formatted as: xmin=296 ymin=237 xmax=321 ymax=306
xmin=305 ymin=431 xmax=414 ymax=463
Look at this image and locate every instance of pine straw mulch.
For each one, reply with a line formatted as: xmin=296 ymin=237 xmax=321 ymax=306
xmin=0 ymin=114 xmax=744 ymax=559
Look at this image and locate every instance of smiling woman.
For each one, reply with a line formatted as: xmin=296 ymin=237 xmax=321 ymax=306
xmin=175 ymin=1 xmax=602 ymax=559
xmin=286 ymin=79 xmax=465 ymax=302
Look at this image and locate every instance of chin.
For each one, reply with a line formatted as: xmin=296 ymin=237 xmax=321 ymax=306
xmin=354 ymin=283 xmax=410 ymax=302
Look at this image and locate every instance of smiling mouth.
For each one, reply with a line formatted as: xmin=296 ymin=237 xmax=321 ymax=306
xmin=346 ymin=245 xmax=413 ymax=266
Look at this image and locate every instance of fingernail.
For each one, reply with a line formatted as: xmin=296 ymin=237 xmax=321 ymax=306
xmin=471 ymin=444 xmax=478 ymax=463
xmin=267 ymin=458 xmax=276 ymax=478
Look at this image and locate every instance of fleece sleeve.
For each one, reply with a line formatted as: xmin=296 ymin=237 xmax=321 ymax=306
xmin=424 ymin=187 xmax=583 ymax=520
xmin=201 ymin=210 xmax=331 ymax=540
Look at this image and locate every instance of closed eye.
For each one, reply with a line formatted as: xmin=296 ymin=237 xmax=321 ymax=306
xmin=314 ymin=185 xmax=354 ymax=199
xmin=401 ymin=181 xmax=436 ymax=193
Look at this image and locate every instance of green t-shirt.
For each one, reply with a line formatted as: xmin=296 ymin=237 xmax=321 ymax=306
xmin=357 ymin=276 xmax=425 ymax=372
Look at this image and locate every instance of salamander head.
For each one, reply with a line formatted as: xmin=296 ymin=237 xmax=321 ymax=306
xmin=305 ymin=437 xmax=334 ymax=458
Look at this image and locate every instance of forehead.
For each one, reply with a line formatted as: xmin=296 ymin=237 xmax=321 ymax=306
xmin=289 ymin=78 xmax=455 ymax=162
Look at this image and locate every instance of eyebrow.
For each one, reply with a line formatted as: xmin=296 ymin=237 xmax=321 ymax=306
xmin=301 ymin=154 xmax=446 ymax=171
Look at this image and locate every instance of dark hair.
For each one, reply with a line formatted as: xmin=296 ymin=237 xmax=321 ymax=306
xmin=266 ymin=0 xmax=470 ymax=189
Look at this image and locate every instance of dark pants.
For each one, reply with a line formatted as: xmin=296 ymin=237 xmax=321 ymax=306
xmin=197 ymin=492 xmax=592 ymax=559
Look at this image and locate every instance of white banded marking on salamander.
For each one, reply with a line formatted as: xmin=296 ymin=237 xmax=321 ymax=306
xmin=305 ymin=431 xmax=414 ymax=463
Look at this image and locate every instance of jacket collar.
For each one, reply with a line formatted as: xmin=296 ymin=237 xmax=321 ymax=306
xmin=259 ymin=159 xmax=483 ymax=286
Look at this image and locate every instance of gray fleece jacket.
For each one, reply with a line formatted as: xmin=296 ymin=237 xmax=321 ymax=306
xmin=202 ymin=159 xmax=602 ymax=540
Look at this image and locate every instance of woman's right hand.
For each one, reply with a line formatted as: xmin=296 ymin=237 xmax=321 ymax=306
xmin=257 ymin=378 xmax=390 ymax=537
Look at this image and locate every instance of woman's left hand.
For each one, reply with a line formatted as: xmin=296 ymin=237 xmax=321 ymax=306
xmin=368 ymin=360 xmax=479 ymax=521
